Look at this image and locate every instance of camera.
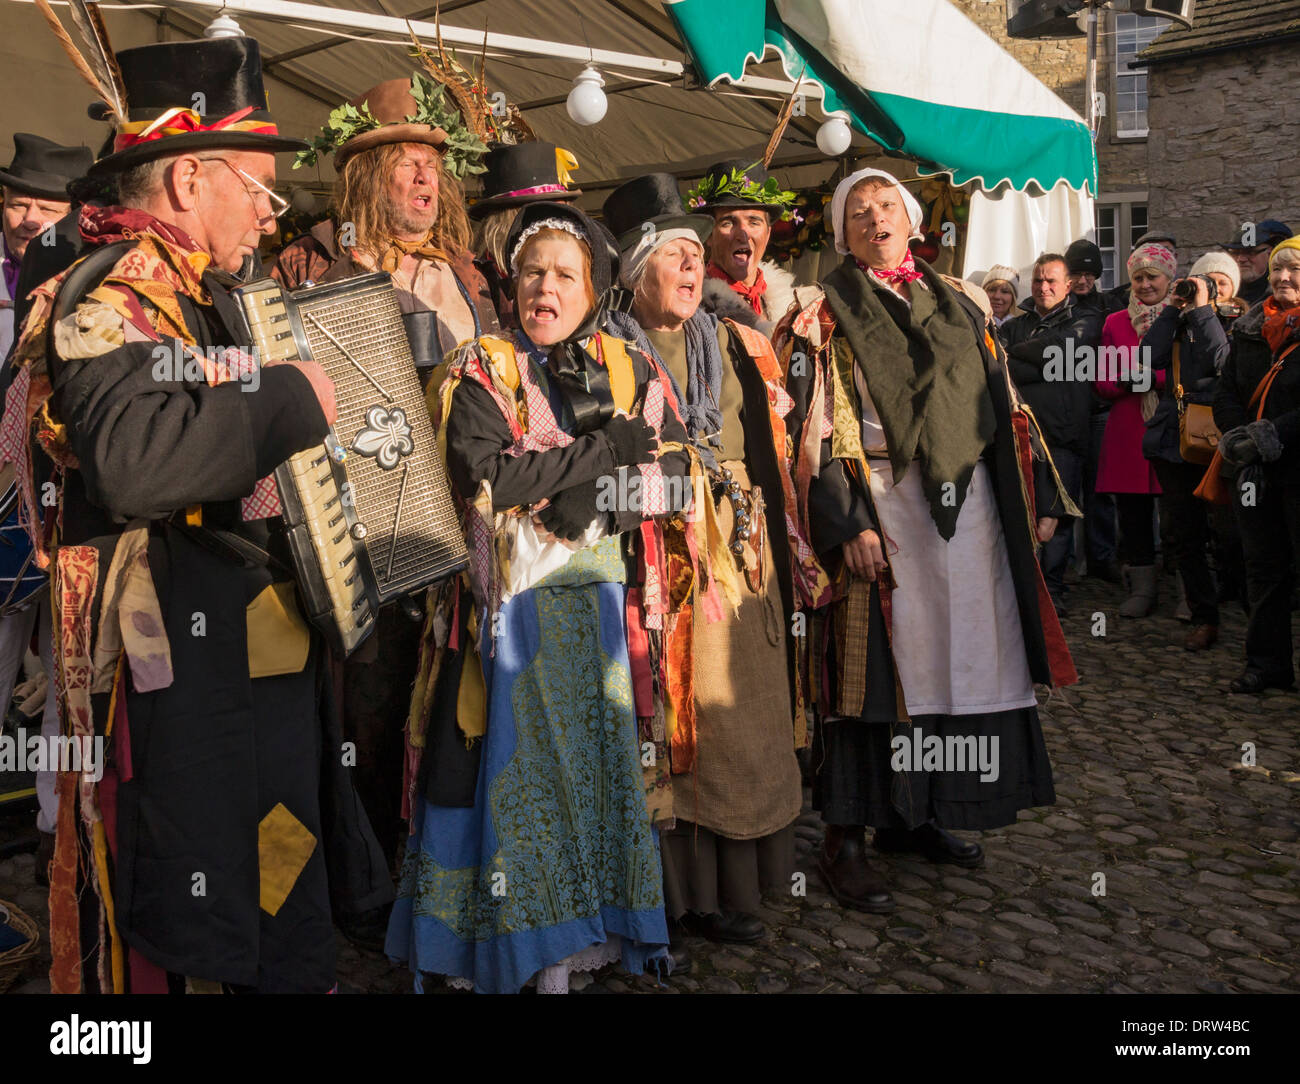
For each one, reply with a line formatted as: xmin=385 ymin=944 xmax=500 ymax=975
xmin=1173 ymin=274 xmax=1218 ymax=305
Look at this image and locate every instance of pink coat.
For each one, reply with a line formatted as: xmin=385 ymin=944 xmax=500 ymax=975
xmin=1096 ymin=310 xmax=1163 ymax=495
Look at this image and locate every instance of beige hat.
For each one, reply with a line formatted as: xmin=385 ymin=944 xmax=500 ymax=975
xmin=1189 ymin=251 xmax=1241 ymax=298
xmin=982 ymin=264 xmax=1021 ymax=293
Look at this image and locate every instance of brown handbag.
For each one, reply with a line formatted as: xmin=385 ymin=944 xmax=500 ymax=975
xmin=1174 ymin=342 xmax=1220 ymax=465
xmin=1195 ymin=343 xmax=1297 ymax=504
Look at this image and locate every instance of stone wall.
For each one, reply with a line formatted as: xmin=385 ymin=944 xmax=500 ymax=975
xmin=1147 ymin=41 xmax=1300 ymax=266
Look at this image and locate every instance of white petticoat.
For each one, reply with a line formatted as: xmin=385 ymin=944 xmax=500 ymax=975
xmin=868 ymin=458 xmax=1037 ymax=716
xmin=443 ymin=936 xmax=624 ymax=995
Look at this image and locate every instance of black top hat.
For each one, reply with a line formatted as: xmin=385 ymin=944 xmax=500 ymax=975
xmin=601 ymin=173 xmax=713 ymax=252
xmin=470 ymin=142 xmax=581 ymax=219
xmin=505 ymin=201 xmax=613 ymax=297
xmin=691 ymin=157 xmax=786 ymax=215
xmin=87 ymin=37 xmax=307 ymax=177
xmin=0 ymin=134 xmax=93 ymax=200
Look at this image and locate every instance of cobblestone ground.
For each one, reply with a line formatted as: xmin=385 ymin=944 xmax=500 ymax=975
xmin=2 ymin=572 xmax=1298 ymax=995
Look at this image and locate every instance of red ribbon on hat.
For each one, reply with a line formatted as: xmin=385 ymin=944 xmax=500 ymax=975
xmin=114 ymin=106 xmax=279 ymax=152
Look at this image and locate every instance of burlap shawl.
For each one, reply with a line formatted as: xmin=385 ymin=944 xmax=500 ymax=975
xmin=820 ymin=255 xmax=996 ymax=540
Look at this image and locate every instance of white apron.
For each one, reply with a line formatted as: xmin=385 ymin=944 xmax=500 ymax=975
xmin=868 ymin=457 xmax=1037 ymax=717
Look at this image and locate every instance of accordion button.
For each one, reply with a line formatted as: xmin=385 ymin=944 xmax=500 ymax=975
xmin=351 ymin=523 xmax=368 ymax=541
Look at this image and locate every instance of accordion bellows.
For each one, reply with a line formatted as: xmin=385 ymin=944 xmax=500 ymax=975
xmin=234 ymin=272 xmax=467 ymax=656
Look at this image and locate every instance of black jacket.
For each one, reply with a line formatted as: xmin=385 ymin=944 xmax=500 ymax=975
xmin=47 ymin=245 xmax=393 ymax=989
xmin=1141 ymin=303 xmax=1230 ymax=464
xmin=1215 ymin=300 xmax=1300 ymax=479
xmin=444 ymin=335 xmax=694 ymax=532
xmin=999 ymin=295 xmax=1104 ymax=456
xmin=1239 ymin=274 xmax=1271 ymax=308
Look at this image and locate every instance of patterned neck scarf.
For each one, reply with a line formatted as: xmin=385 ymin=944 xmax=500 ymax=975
xmin=1262 ymin=295 xmax=1300 ymax=355
xmin=707 ymin=261 xmax=766 ymax=315
xmin=855 ymin=249 xmax=924 ymax=285
xmin=377 ymin=229 xmax=448 ymax=273
xmin=1127 ymin=294 xmax=1165 ymax=339
xmin=76 ymin=204 xmax=211 ymax=342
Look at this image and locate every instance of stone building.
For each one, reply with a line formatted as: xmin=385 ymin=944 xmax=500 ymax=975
xmin=1142 ymin=0 xmax=1300 ymax=268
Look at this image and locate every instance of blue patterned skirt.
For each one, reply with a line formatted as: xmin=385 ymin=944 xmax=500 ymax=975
xmin=385 ymin=575 xmax=668 ymax=993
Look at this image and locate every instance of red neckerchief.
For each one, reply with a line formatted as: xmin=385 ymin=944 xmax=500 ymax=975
xmin=78 ymin=204 xmax=205 ymax=254
xmin=1262 ymin=295 xmax=1300 ymax=355
xmin=855 ymin=248 xmax=923 ymax=285
xmin=707 ymin=262 xmax=767 ymax=316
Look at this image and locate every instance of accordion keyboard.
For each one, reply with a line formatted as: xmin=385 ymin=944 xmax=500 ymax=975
xmin=238 ymin=279 xmax=374 ymax=657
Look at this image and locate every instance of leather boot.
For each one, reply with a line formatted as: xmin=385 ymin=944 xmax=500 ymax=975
xmin=1118 ymin=564 xmax=1158 ymax=618
xmin=875 ymin=822 xmax=985 ymax=868
xmin=1183 ymin=624 xmax=1218 ymax=652
xmin=817 ymin=826 xmax=895 ymax=913
xmin=699 ymin=911 xmax=765 ymax=944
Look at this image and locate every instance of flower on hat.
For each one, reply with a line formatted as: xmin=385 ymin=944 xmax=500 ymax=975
xmin=685 ymin=161 xmax=799 ymax=221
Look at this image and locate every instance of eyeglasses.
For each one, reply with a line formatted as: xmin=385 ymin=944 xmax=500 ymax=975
xmin=204 ymin=157 xmax=289 ymax=220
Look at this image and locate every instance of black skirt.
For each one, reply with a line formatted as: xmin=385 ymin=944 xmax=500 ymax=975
xmin=811 ymin=706 xmax=1056 ymax=831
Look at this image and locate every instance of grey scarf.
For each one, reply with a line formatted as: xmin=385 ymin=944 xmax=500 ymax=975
xmin=605 ymin=308 xmax=725 ymax=465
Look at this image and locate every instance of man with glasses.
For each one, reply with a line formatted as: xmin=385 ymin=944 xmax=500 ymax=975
xmin=3 ymin=35 xmax=391 ymax=993
xmin=1222 ymin=219 xmax=1292 ymax=307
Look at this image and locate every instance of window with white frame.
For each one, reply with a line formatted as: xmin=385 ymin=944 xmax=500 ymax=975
xmin=1096 ymin=200 xmax=1149 ymax=289
xmin=1112 ymin=13 xmax=1169 ymax=138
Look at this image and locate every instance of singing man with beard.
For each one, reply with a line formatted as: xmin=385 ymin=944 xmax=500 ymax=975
xmin=689 ymin=159 xmax=798 ymax=338
xmin=273 ymin=75 xmax=499 ymax=935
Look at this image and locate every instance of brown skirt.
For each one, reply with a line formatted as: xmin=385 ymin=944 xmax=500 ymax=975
xmin=660 ymin=820 xmax=795 ymax=918
xmin=674 ymin=460 xmax=803 ymax=839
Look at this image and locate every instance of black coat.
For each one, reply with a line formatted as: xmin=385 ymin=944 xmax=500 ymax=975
xmin=999 ymin=295 xmax=1104 ymax=456
xmin=1215 ymin=300 xmax=1300 ymax=479
xmin=783 ymin=275 xmax=1074 ymax=701
xmin=47 ymin=248 xmax=393 ymax=989
xmin=1141 ymin=303 xmax=1230 ymax=464
xmin=443 ymin=334 xmax=694 ymax=531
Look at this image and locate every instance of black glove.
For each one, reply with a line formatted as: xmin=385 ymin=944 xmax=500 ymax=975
xmin=1218 ymin=425 xmax=1261 ymax=467
xmin=1246 ymin=418 xmax=1283 ymax=463
xmin=537 ymin=478 xmax=609 ymax=542
xmin=600 ymin=414 xmax=658 ymax=467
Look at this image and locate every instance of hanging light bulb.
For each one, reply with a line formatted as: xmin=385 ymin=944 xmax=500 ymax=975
xmin=816 ymin=112 xmax=852 ymax=157
xmin=567 ymin=65 xmax=608 ymax=126
xmin=204 ymin=13 xmax=244 ymax=38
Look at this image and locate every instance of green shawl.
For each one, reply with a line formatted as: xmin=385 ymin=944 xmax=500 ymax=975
xmin=820 ymin=255 xmax=996 ymax=541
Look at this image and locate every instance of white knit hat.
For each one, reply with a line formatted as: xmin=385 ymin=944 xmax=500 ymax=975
xmin=1189 ymin=251 xmax=1241 ymax=298
xmin=830 ymin=168 xmax=925 ymax=256
xmin=981 ymin=264 xmax=1021 ymax=294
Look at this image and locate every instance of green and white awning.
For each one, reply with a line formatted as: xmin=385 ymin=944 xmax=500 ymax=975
xmin=666 ymin=0 xmax=1098 ymax=195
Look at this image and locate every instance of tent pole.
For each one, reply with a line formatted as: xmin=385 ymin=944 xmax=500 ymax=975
xmin=1085 ymin=2 xmax=1099 ymax=139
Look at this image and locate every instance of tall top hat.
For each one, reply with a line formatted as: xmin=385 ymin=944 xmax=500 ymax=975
xmin=470 ymin=142 xmax=581 ymax=219
xmin=87 ymin=37 xmax=306 ymax=177
xmin=686 ymin=157 xmax=795 ymax=217
xmin=601 ymin=173 xmax=713 ymax=251
xmin=0 ymin=134 xmax=93 ymax=199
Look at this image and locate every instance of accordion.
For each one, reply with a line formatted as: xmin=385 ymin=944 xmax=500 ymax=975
xmin=233 ymin=272 xmax=467 ymax=657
